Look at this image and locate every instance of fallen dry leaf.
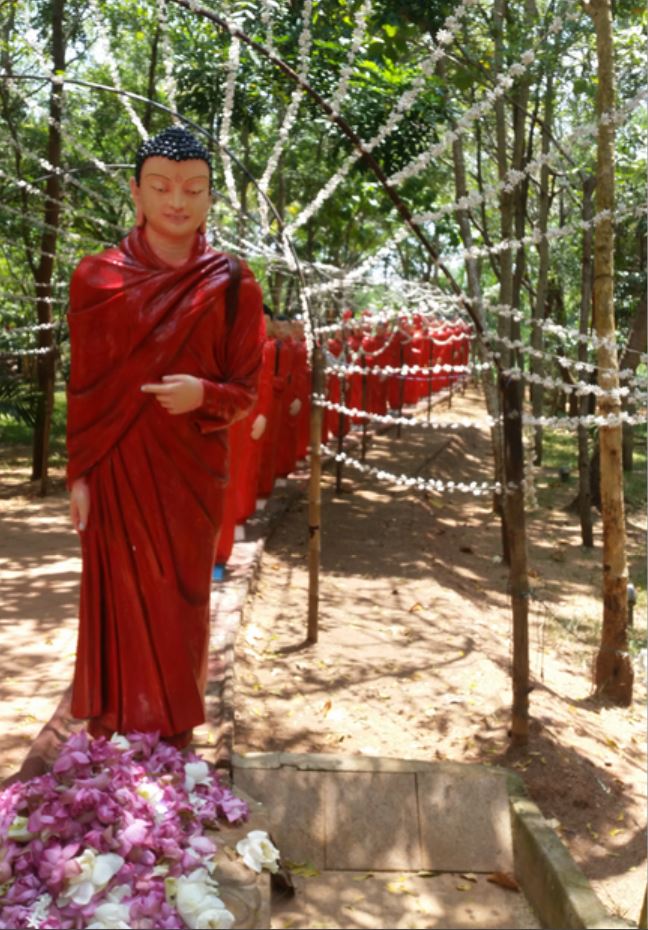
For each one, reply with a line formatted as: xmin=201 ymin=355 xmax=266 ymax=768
xmin=456 ymin=883 xmax=472 ymax=892
xmin=386 ymin=879 xmax=415 ymax=895
xmin=486 ymin=872 xmax=519 ymax=892
xmin=285 ymin=860 xmax=320 ymax=879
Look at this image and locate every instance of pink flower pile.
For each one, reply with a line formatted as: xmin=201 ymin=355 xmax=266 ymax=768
xmin=0 ymin=731 xmax=249 ymax=929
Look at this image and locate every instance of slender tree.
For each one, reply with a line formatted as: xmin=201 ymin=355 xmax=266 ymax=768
xmin=585 ymin=0 xmax=633 ymax=704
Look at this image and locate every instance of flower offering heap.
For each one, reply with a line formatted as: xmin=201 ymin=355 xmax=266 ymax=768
xmin=0 ymin=731 xmax=268 ymax=930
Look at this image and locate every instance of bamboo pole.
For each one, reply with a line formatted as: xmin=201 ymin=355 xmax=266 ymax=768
xmin=586 ymin=0 xmax=634 ymax=704
xmin=307 ymin=346 xmax=325 ymax=644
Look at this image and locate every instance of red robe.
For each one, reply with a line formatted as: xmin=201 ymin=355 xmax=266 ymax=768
xmin=275 ymin=337 xmax=299 ymax=478
xmin=257 ymin=338 xmax=285 ymax=497
xmin=66 ymin=227 xmax=264 ymax=741
xmin=236 ymin=337 xmax=275 ymax=523
xmin=362 ymin=330 xmax=388 ymax=415
xmin=294 ymin=338 xmax=311 ymax=462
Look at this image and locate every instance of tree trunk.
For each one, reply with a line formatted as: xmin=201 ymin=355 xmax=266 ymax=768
xmin=531 ymin=74 xmax=554 ymax=465
xmin=31 ymin=0 xmax=65 ymax=494
xmin=578 ymin=175 xmax=595 ymax=547
xmin=451 ymin=135 xmax=506 ymax=548
xmin=587 ymin=0 xmax=633 ymax=704
xmin=143 ymin=20 xmax=161 ymax=133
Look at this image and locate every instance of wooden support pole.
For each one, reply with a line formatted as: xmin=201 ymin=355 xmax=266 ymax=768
xmin=307 ymin=346 xmax=325 ymax=644
xmin=501 ymin=374 xmax=530 ymax=746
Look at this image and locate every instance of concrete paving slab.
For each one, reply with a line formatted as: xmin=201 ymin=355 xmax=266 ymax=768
xmin=233 ymin=767 xmax=329 ymax=869
xmin=417 ymin=766 xmax=513 ymax=872
xmin=271 ymin=871 xmax=541 ymax=930
xmin=325 ymin=771 xmax=422 ymax=871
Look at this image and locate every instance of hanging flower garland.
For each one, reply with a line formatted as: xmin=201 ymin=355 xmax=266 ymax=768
xmin=218 ymin=35 xmax=242 ymax=211
xmin=328 ymin=0 xmax=373 ymax=116
xmin=258 ymin=0 xmax=313 ymax=233
xmin=323 ymin=445 xmax=503 ymax=497
xmin=284 ymin=0 xmax=476 ymax=237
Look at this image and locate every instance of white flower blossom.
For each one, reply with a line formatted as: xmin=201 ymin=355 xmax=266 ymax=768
xmin=58 ymin=851 xmax=124 ymax=907
xmin=86 ymin=901 xmax=132 ymax=930
xmin=109 ymin=733 xmax=130 ymax=751
xmin=27 ymin=893 xmax=52 ymax=929
xmin=184 ymin=761 xmax=213 ymax=792
xmin=136 ymin=779 xmax=168 ymax=823
xmin=174 ymin=868 xmax=234 ymax=930
xmin=236 ymin=830 xmax=280 ymax=874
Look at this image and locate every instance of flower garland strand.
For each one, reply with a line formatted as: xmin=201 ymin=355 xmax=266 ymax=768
xmin=258 ymin=0 xmax=313 ymax=233
xmin=284 ymin=0 xmax=476 ymax=237
xmin=328 ymin=0 xmax=373 ymax=115
xmin=218 ymin=34 xmax=242 ymax=211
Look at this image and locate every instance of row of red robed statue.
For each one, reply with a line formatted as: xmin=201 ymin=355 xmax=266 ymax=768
xmin=216 ymin=311 xmax=472 ymax=567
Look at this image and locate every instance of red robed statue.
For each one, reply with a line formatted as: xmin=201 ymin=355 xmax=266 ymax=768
xmin=67 ymin=126 xmax=264 ymax=748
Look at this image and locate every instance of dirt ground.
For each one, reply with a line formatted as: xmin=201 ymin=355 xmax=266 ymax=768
xmin=0 ymin=384 xmax=646 ymax=925
xmin=233 ymin=385 xmax=647 ymax=925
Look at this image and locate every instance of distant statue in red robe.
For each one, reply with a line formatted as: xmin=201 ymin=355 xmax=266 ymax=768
xmin=66 ymin=126 xmax=265 ymax=748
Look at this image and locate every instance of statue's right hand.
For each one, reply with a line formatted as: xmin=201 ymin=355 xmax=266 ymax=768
xmin=70 ymin=478 xmax=90 ymax=533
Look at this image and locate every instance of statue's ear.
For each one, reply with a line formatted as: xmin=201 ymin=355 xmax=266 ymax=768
xmin=130 ymin=176 xmax=145 ymax=228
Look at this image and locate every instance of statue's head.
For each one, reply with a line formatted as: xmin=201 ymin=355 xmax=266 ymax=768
xmin=130 ymin=125 xmax=213 ymax=238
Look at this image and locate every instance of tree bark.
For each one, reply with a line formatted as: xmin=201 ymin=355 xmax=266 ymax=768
xmin=587 ymin=0 xmax=633 ymax=704
xmin=531 ymin=73 xmax=554 ymax=465
xmin=143 ymin=20 xmax=162 ymax=133
xmin=578 ymin=175 xmax=595 ymax=547
xmin=31 ymin=0 xmax=65 ymax=494
xmin=451 ymin=135 xmax=506 ymax=541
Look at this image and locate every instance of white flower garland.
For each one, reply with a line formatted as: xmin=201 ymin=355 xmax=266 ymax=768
xmin=259 ymin=0 xmax=277 ymax=55
xmin=89 ymin=0 xmax=149 ymax=140
xmin=388 ymin=29 xmax=645 ymax=189
xmin=284 ymin=0 xmax=475 ymax=236
xmin=325 ymin=445 xmax=503 ymax=496
xmin=258 ymin=0 xmax=313 ymax=233
xmin=314 ymin=395 xmax=646 ymax=431
xmin=219 ymin=35 xmax=242 ymax=211
xmin=328 ymin=0 xmax=372 ymax=115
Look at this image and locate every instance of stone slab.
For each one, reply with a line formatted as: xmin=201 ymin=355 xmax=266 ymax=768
xmin=417 ymin=767 xmax=513 ymax=872
xmin=325 ymin=771 xmax=422 ymax=871
xmin=271 ymin=870 xmax=541 ymax=930
xmin=233 ymin=767 xmax=329 ymax=869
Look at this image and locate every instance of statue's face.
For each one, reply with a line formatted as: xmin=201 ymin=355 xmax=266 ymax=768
xmin=130 ymin=157 xmax=211 ymax=239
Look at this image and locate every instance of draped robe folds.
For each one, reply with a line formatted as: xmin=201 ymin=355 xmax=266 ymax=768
xmin=66 ymin=227 xmax=264 ymax=740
